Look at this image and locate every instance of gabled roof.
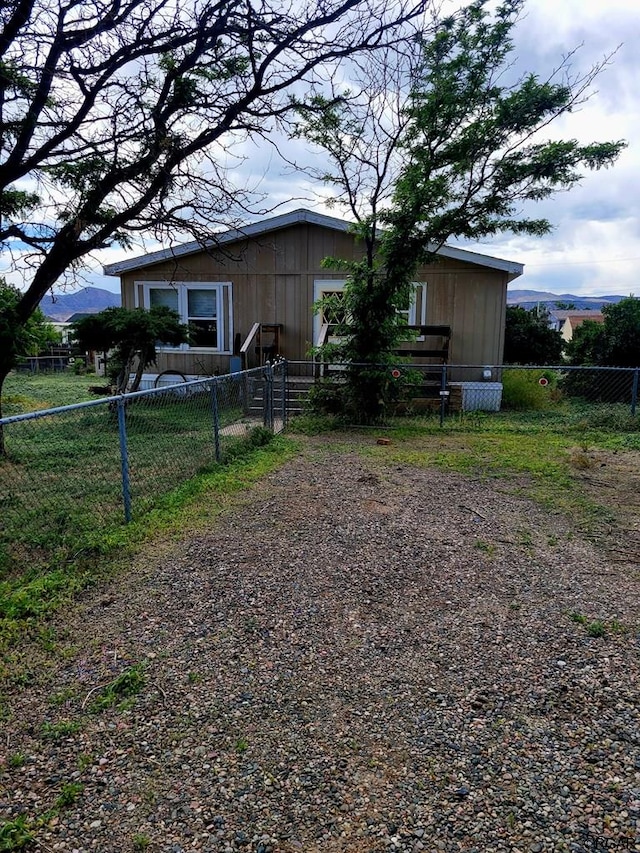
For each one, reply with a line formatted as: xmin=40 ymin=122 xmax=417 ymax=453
xmin=103 ymin=208 xmax=524 ymax=278
xmin=65 ymin=312 xmax=96 ymax=323
xmin=552 ymin=310 xmax=605 ymax=323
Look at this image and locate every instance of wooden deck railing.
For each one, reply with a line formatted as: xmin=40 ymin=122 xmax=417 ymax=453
xmin=394 ymin=325 xmax=451 ymax=360
xmin=240 ymin=323 xmax=282 ymax=367
xmin=240 ymin=323 xmax=261 ymax=362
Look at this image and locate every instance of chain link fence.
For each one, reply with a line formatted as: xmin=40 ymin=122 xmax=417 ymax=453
xmin=287 ymin=362 xmax=640 ymax=428
xmin=446 ymin=365 xmax=639 ymax=415
xmin=3 ymin=359 xmax=637 ymax=586
xmin=0 ymin=363 xmax=286 ymax=582
xmin=15 ymin=354 xmax=88 ymax=373
xmin=406 ymin=364 xmax=639 ymax=424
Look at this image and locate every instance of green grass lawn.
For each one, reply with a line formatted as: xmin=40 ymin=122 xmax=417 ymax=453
xmin=0 ymin=372 xmax=287 ymax=632
xmin=3 ymin=370 xmax=101 ymax=414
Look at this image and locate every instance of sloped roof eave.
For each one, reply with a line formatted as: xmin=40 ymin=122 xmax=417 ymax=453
xmin=103 ymin=208 xmax=524 ymax=278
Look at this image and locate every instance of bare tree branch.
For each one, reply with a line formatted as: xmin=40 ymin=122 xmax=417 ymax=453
xmin=0 ymin=0 xmax=431 ymax=327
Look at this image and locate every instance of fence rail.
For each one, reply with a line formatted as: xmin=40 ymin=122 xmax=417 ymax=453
xmin=0 ymin=362 xmax=286 ymax=585
xmin=284 ymin=361 xmax=640 ymax=430
xmin=15 ymin=354 xmax=88 ymax=373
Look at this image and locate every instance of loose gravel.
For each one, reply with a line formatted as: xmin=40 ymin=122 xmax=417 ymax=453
xmin=1 ymin=437 xmax=639 ymax=853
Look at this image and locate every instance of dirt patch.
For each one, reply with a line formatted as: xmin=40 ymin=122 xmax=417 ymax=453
xmin=1 ymin=435 xmax=639 ymax=852
xmin=571 ymin=447 xmax=640 ymax=566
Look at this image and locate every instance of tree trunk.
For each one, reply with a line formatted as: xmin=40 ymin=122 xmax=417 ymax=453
xmin=115 ymin=351 xmax=136 ymax=395
xmin=129 ymin=351 xmax=147 ymax=393
xmin=0 ymin=364 xmax=10 ymax=457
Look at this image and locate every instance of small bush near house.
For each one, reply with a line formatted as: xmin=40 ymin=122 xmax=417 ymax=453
xmin=306 ymin=379 xmax=348 ymax=416
xmin=502 ymin=369 xmax=557 ymax=411
xmin=306 ymin=369 xmax=421 ymax=421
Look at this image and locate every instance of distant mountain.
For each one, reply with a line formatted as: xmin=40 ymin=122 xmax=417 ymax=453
xmin=41 ymin=287 xmax=120 ymax=321
xmin=507 ymin=290 xmax=628 ymax=311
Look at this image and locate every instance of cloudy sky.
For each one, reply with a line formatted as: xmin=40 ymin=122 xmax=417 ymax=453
xmin=7 ymin=0 xmax=639 ymax=298
xmin=467 ymin=0 xmax=639 ymax=296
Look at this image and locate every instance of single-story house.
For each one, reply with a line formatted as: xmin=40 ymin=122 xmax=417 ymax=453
xmin=549 ymin=310 xmax=605 ymax=342
xmin=103 ymin=208 xmax=523 ymax=382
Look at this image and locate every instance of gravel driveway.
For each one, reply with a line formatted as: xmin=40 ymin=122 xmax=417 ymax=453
xmin=2 ymin=436 xmax=639 ymax=852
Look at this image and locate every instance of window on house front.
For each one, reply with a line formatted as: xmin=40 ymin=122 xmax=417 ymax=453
xmin=313 ymin=280 xmax=427 ymax=346
xmin=405 ymin=283 xmax=428 ymax=339
xmin=141 ymin=282 xmax=232 ymax=352
xmin=321 ymin=290 xmax=350 ymax=332
xmin=187 ymin=288 xmax=217 ymax=347
xmin=149 ymin=287 xmax=179 ymax=312
xmin=397 ymin=301 xmax=411 ymax=328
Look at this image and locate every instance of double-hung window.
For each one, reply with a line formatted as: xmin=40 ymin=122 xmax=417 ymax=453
xmin=140 ymin=282 xmax=233 ymax=352
xmin=186 ymin=288 xmax=218 ymax=347
xmin=401 ymin=283 xmax=428 ymax=339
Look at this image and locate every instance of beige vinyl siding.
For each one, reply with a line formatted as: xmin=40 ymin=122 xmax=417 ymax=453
xmin=424 ymin=261 xmax=507 ymax=369
xmin=120 ymin=222 xmax=509 ymax=377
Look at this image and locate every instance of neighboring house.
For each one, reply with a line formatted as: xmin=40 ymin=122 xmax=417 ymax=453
xmin=47 ymin=312 xmax=99 ymax=344
xmin=103 ymin=208 xmax=523 ymax=381
xmin=47 ymin=319 xmax=73 ymax=345
xmin=550 ymin=310 xmax=605 ymax=342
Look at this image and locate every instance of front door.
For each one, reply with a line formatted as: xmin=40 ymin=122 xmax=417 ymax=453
xmin=313 ymin=280 xmax=348 ymax=371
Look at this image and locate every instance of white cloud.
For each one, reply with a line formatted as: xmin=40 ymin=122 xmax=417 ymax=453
xmin=7 ymin=0 xmax=637 ymax=301
xmin=459 ymin=0 xmax=639 ymax=295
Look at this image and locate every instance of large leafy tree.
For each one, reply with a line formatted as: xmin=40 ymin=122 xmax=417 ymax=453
xmin=72 ymin=306 xmax=189 ymax=394
xmin=299 ymin=0 xmax=625 ymax=422
xmin=504 ymin=305 xmax=563 ymax=365
xmin=566 ymin=297 xmax=640 ymax=367
xmin=562 ymin=297 xmax=640 ymax=403
xmin=294 ymin=44 xmax=425 ymax=419
xmin=294 ymin=43 xmax=424 ymax=412
xmin=0 ymin=278 xmax=59 ymax=359
xmin=0 ymin=0 xmax=428 ymax=428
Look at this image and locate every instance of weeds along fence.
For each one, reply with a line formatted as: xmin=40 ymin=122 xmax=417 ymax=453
xmin=499 ymin=364 xmax=639 ymax=414
xmin=0 ymin=362 xmax=286 ymax=580
xmin=297 ymin=362 xmax=640 ymax=427
xmin=431 ymin=364 xmax=639 ymax=421
xmin=450 ymin=364 xmax=639 ymax=419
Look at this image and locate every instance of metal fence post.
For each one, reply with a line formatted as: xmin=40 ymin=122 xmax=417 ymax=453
xmin=632 ymin=368 xmax=639 ymax=416
xmin=211 ymin=378 xmax=221 ymax=462
xmin=281 ymin=359 xmax=288 ymax=430
xmin=264 ymin=362 xmax=274 ymax=431
xmin=116 ymin=396 xmax=132 ymax=523
xmin=241 ymin=370 xmax=250 ymax=417
xmin=439 ymin=363 xmax=449 ymax=428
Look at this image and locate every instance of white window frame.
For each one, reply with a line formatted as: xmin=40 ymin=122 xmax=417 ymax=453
xmin=137 ymin=281 xmax=233 ymax=353
xmin=313 ymin=280 xmax=347 ymax=345
xmin=313 ymin=280 xmax=427 ymax=344
xmin=407 ymin=283 xmax=428 ymax=340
